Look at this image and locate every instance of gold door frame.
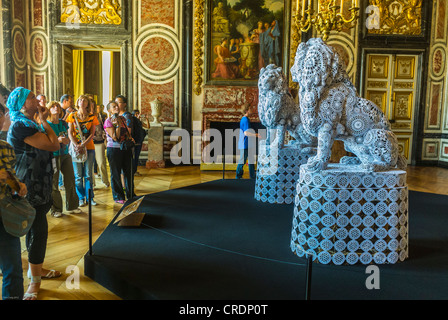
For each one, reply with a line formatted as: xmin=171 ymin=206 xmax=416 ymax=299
xmin=362 ymin=51 xmax=422 ymax=164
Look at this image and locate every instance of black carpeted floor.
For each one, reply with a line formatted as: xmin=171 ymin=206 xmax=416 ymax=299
xmin=84 ymin=179 xmax=448 ymax=300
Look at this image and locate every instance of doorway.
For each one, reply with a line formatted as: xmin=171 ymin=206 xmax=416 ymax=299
xmin=62 ymin=45 xmax=121 ymax=109
xmin=362 ymin=52 xmax=422 ymax=164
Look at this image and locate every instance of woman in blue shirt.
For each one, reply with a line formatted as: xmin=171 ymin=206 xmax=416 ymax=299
xmin=46 ymin=101 xmax=80 ymax=217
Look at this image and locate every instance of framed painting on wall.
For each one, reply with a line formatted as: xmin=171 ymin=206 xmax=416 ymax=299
xmin=204 ymin=0 xmax=291 ymax=86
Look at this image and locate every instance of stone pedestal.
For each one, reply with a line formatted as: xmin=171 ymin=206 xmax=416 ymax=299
xmin=146 ymin=123 xmax=165 ymax=169
xmin=290 ymin=164 xmax=409 ymax=265
xmin=254 ymin=141 xmax=312 ymax=204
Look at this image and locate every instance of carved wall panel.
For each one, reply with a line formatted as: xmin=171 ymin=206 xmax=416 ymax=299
xmin=368 ymin=55 xmax=389 ymax=79
xmin=367 ymin=0 xmax=422 ymax=36
xmin=61 ymin=0 xmax=122 ymax=25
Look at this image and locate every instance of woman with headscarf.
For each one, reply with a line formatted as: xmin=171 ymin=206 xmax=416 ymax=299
xmin=6 ymin=87 xmax=61 ymax=300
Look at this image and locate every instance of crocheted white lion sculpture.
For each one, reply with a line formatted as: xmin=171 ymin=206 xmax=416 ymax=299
xmin=291 ymin=38 xmax=407 ymax=172
xmin=258 ymin=64 xmax=316 ymax=152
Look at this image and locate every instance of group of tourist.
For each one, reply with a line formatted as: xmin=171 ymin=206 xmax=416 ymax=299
xmin=0 ymin=84 xmax=148 ymax=300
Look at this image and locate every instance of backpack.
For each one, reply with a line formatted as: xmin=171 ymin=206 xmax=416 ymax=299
xmin=133 ymin=116 xmax=147 ymax=144
xmin=122 ymin=111 xmax=147 ymax=144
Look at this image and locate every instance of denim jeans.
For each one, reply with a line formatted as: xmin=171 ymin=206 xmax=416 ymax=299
xmin=236 ymin=148 xmax=256 ymax=179
xmin=73 ymin=149 xmax=95 ymax=202
xmin=0 ymin=220 xmax=24 ymax=300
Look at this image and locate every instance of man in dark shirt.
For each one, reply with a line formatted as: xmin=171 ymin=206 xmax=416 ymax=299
xmin=60 ymin=94 xmax=75 ymax=120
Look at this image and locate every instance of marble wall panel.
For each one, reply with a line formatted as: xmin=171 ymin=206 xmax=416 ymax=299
xmin=140 ymin=79 xmax=175 ymax=123
xmin=429 ymin=83 xmax=442 ymax=128
xmin=140 ymin=0 xmax=175 ymax=28
xmin=441 ymin=140 xmax=448 ymax=160
xmin=134 ymin=0 xmax=181 ymax=134
xmin=433 ymin=47 xmax=445 ymax=76
xmin=15 ymin=70 xmax=26 ymax=88
xmin=34 ymin=74 xmax=45 ymax=95
xmin=33 ymin=0 xmax=43 ymax=27
xmin=141 ymin=37 xmax=175 ymax=72
xmin=436 ymin=0 xmax=446 ymax=40
xmin=422 ymin=139 xmax=440 ymax=160
xmin=13 ymin=0 xmax=24 ymax=22
xmin=33 ymin=37 xmax=44 ymax=65
xmin=203 ymin=86 xmax=259 ymax=110
xmin=13 ymin=30 xmax=26 ymax=65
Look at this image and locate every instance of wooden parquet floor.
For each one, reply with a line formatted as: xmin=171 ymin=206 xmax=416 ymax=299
xmin=2 ymin=165 xmax=448 ymax=300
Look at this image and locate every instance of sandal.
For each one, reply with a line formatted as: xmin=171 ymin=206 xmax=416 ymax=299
xmin=27 ymin=268 xmax=62 ymax=279
xmin=23 ymin=276 xmax=40 ymax=300
xmin=23 ymin=291 xmax=38 ymax=300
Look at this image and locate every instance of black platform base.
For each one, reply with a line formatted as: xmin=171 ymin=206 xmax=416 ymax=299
xmin=84 ymin=179 xmax=448 ymax=300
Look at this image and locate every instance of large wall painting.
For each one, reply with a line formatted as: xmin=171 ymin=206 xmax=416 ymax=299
xmin=205 ymin=0 xmax=289 ymax=86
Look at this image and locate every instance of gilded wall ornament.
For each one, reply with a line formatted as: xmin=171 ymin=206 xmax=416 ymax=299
xmin=193 ymin=0 xmax=205 ymax=95
xmin=61 ymin=0 xmax=122 ymax=25
xmin=368 ymin=0 xmax=422 ymax=36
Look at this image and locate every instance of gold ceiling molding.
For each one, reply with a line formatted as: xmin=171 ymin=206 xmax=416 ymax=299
xmin=61 ymin=0 xmax=122 ymax=25
xmin=368 ymin=0 xmax=422 ymax=35
xmin=193 ymin=0 xmax=205 ymax=96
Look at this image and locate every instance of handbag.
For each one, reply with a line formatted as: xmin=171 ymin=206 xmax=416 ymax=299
xmin=0 ymin=194 xmax=36 ymax=237
xmin=69 ymin=113 xmax=87 ymax=163
xmin=0 ymin=171 xmax=35 ymax=237
xmin=119 ymin=117 xmax=135 ymax=151
xmin=69 ymin=143 xmax=87 ymax=162
xmin=120 ymin=139 xmax=135 ymax=151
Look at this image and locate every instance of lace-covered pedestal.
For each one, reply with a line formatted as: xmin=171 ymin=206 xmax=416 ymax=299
xmin=255 ymin=141 xmax=311 ymax=204
xmin=290 ymin=164 xmax=409 ymax=265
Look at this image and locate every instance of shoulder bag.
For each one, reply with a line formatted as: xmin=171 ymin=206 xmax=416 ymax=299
xmin=69 ymin=112 xmax=87 ymax=163
xmin=0 ymin=171 xmax=35 ymax=237
xmin=119 ymin=117 xmax=135 ymax=151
